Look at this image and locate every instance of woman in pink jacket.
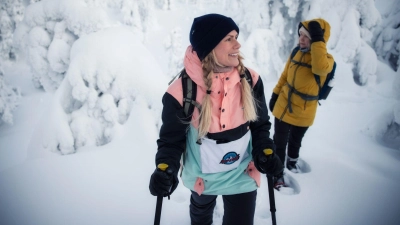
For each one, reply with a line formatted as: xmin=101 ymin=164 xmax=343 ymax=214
xmin=149 ymin=14 xmax=283 ymax=225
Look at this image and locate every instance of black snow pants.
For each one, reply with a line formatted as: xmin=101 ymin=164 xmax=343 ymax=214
xmin=190 ymin=190 xmax=257 ymax=225
xmin=273 ymin=117 xmax=309 ymax=164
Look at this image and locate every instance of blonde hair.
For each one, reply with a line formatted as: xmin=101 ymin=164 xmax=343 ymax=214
xmin=197 ymin=52 xmax=258 ymax=139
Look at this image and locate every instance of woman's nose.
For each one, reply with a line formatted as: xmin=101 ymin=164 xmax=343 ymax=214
xmin=234 ymin=39 xmax=241 ymax=49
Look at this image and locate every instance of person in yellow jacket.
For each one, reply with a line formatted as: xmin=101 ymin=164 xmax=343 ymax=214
xmin=269 ymin=18 xmax=335 ymax=189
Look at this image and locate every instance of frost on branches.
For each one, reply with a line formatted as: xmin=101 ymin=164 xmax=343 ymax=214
xmin=0 ymin=68 xmax=20 ymax=125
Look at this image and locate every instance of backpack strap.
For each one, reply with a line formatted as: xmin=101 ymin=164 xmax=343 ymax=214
xmin=288 ymin=46 xmax=336 ymax=105
xmin=290 ymin=46 xmax=322 ymax=96
xmin=290 ymin=46 xmax=300 ymax=59
xmin=290 ymin=46 xmax=312 ymax=68
xmin=181 ymin=70 xmax=201 ymax=118
xmin=314 ymin=75 xmax=322 ymax=90
xmin=292 ymin=55 xmax=311 ymax=69
xmin=314 ymin=61 xmax=336 ymax=94
xmin=168 ymin=69 xmax=183 ymax=85
xmin=240 ymin=67 xmax=253 ymax=87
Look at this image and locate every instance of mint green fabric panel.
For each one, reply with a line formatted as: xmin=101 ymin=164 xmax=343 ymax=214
xmin=181 ymin=125 xmax=258 ymax=195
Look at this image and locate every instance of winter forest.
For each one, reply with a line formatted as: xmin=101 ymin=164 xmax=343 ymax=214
xmin=1 ymin=0 xmax=399 ymax=152
xmin=0 ymin=0 xmax=399 ymax=225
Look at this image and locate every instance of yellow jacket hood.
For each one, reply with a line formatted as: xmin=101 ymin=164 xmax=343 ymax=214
xmin=299 ymin=18 xmax=331 ymax=43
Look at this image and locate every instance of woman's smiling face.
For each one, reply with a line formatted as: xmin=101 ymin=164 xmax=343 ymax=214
xmin=213 ymin=30 xmax=241 ymax=67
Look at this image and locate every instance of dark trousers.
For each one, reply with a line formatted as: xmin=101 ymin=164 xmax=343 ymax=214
xmin=273 ymin=117 xmax=309 ymax=164
xmin=190 ymin=190 xmax=257 ymax=225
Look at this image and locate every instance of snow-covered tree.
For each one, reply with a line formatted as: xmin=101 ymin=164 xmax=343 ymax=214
xmin=379 ymin=69 xmax=400 ymax=150
xmin=154 ymin=0 xmax=173 ymax=10
xmin=227 ymin=0 xmax=303 ymax=79
xmin=10 ymin=0 xmax=166 ymax=153
xmin=0 ymin=0 xmax=24 ymax=61
xmin=136 ymin=0 xmax=157 ymax=33
xmin=118 ymin=0 xmax=157 ymax=34
xmin=13 ymin=0 xmax=99 ymax=91
xmin=226 ymin=0 xmax=382 ymax=86
xmin=120 ymin=1 xmax=143 ymax=32
xmin=42 ymin=27 xmax=168 ymax=154
xmin=0 ymin=66 xmax=20 ymax=125
xmin=320 ymin=0 xmax=381 ymax=86
xmin=373 ymin=0 xmax=400 ymax=72
xmin=164 ymin=27 xmax=184 ymax=77
xmin=13 ymin=0 xmax=161 ymax=92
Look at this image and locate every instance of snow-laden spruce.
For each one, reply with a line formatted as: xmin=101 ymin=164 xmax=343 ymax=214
xmin=0 ymin=0 xmax=24 ymax=61
xmin=373 ymin=0 xmax=400 ymax=72
xmin=0 ymin=67 xmax=20 ymax=124
xmin=41 ymin=27 xmax=167 ymax=154
xmin=164 ymin=27 xmax=184 ymax=78
xmin=12 ymin=0 xmax=157 ymax=92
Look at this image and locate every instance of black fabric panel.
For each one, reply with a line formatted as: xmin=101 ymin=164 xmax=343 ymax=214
xmin=250 ymin=78 xmax=275 ymax=152
xmin=156 ymin=93 xmax=189 ymax=170
xmin=207 ymin=122 xmax=250 ymax=144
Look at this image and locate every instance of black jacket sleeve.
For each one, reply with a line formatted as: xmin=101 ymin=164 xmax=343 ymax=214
xmin=250 ymin=77 xmax=275 ymax=154
xmin=155 ymin=92 xmax=189 ymax=170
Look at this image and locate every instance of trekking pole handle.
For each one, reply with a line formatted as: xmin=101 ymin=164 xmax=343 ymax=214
xmin=158 ymin=164 xmax=173 ymax=194
xmin=260 ymin=148 xmax=273 ymax=163
xmin=157 ymin=163 xmax=169 ymax=171
xmin=264 ymin=148 xmax=273 ymax=156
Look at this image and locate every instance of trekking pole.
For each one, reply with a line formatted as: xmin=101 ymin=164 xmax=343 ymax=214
xmin=154 ymin=164 xmax=169 ymax=225
xmin=267 ymin=174 xmax=277 ymax=225
xmin=154 ymin=195 xmax=163 ymax=225
xmin=264 ymin=149 xmax=277 ymax=225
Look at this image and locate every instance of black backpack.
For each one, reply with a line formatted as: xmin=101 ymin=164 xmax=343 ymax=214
xmin=290 ymin=46 xmax=337 ymax=101
xmin=169 ymin=68 xmax=253 ymax=119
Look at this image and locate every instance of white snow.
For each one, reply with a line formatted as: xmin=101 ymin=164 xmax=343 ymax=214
xmin=0 ymin=0 xmax=399 ymax=225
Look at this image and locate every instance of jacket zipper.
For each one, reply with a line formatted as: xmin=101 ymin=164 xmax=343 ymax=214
xmin=279 ymin=105 xmax=289 ymax=121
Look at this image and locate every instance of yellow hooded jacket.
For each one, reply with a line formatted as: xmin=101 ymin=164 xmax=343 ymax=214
xmin=272 ymin=18 xmax=335 ymax=127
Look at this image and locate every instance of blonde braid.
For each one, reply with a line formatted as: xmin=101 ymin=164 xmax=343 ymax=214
xmin=197 ymin=53 xmax=215 ymax=138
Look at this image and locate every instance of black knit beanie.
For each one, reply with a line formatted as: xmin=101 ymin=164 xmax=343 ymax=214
xmin=189 ymin=14 xmax=239 ymax=60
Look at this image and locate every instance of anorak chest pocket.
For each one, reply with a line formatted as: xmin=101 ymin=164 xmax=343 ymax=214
xmin=199 ymin=131 xmax=250 ymax=174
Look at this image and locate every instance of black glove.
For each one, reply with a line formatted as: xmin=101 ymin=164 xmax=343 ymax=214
xmin=253 ymin=149 xmax=284 ymax=176
xmin=149 ymin=164 xmax=179 ymax=197
xmin=269 ymin=93 xmax=279 ymax=112
xmin=308 ymin=21 xmax=324 ymax=43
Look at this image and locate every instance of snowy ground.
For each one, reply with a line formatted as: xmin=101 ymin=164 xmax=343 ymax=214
xmin=1 ymin=1 xmax=400 ymax=225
